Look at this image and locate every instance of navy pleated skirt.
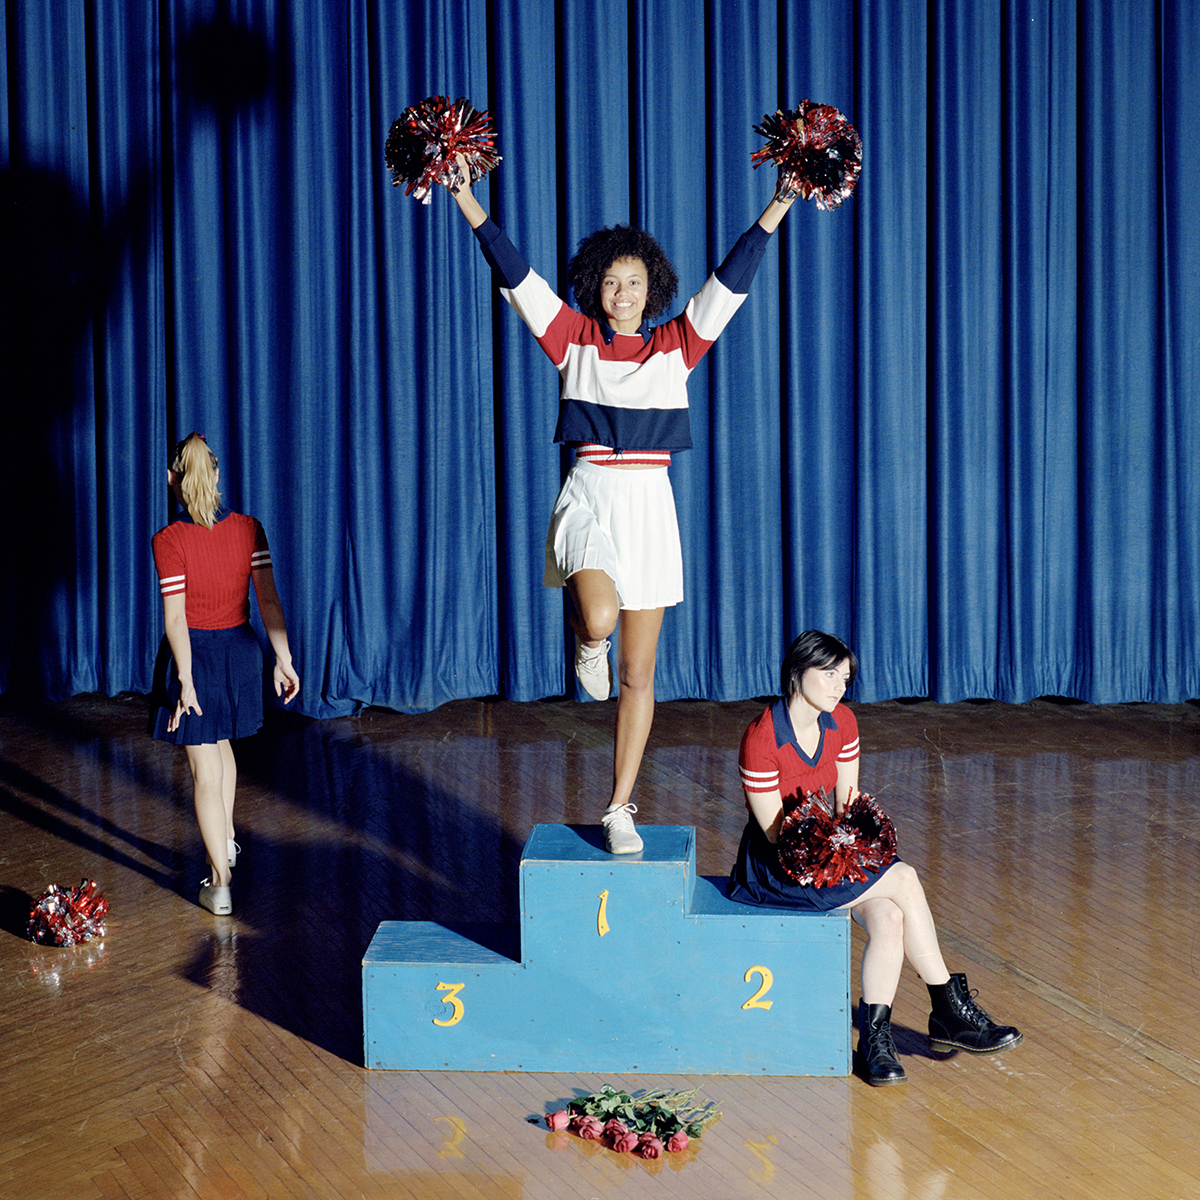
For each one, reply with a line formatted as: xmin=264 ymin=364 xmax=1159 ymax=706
xmin=151 ymin=624 xmax=264 ymax=745
xmin=726 ymin=818 xmax=898 ymax=912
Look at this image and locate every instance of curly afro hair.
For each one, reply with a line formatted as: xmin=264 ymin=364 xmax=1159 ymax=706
xmin=567 ymin=225 xmax=679 ymax=325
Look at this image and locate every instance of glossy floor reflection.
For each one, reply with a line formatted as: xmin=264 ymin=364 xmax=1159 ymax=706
xmin=0 ymin=692 xmax=1197 ymax=1198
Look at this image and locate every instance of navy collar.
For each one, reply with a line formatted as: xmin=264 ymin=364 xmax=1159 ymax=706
xmin=599 ymin=318 xmax=652 ymax=346
xmin=771 ymin=697 xmax=838 ymax=768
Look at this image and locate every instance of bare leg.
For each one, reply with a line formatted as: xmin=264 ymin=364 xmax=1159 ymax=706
xmin=185 ymin=742 xmax=233 ymax=888
xmin=608 ymin=606 xmax=665 ymax=811
xmin=851 ymin=899 xmax=906 ymax=1006
xmin=219 ymin=738 xmax=236 ymax=842
xmin=844 ymin=863 xmax=951 ymax=1006
xmin=565 ymin=569 xmax=620 ymax=644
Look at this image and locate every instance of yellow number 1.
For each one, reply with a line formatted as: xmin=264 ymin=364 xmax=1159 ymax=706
xmin=597 ymin=889 xmax=611 ymax=937
xmin=433 ymin=981 xmax=465 ymax=1026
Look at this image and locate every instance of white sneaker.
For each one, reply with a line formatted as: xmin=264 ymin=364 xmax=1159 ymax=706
xmin=228 ymin=839 xmax=241 ymax=867
xmin=198 ymin=880 xmax=233 ymax=915
xmin=575 ymin=637 xmax=613 ymax=700
xmin=602 ymin=803 xmax=644 ymax=854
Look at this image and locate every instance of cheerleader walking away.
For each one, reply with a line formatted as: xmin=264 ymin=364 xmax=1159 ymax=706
xmin=441 ymin=160 xmax=799 ymax=854
xmin=150 ymin=433 xmax=300 ymax=915
xmin=728 ymin=631 xmax=1022 ymax=1085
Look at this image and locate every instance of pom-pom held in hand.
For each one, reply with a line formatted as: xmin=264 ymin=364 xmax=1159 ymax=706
xmin=777 ymin=790 xmax=897 ymax=887
xmin=384 ymin=95 xmax=501 ymax=204
xmin=27 ymin=879 xmax=109 ymax=946
xmin=752 ymin=100 xmax=862 ymax=211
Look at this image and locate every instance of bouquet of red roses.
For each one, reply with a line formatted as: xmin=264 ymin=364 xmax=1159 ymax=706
xmin=545 ymin=1085 xmax=719 ymax=1156
xmin=777 ymin=789 xmax=897 ymax=887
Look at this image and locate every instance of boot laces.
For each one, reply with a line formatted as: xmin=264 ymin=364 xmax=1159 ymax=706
xmin=954 ymin=984 xmax=996 ymax=1027
xmin=868 ymin=1020 xmax=899 ymax=1057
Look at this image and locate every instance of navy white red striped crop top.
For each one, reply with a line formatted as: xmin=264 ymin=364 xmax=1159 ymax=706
xmin=472 ymin=218 xmax=772 ymax=454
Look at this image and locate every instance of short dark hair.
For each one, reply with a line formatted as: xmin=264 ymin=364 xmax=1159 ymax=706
xmin=781 ymin=630 xmax=858 ymax=699
xmin=567 ymin=225 xmax=679 ymax=324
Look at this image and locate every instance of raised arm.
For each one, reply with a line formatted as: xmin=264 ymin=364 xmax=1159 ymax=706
xmin=449 ymin=158 xmax=796 ymax=234
xmin=756 ymin=168 xmax=800 ymax=234
xmin=443 ymin=155 xmax=488 ymax=229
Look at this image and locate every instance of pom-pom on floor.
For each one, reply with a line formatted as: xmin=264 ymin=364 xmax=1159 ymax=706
xmin=27 ymin=878 xmax=108 ymax=945
xmin=2 ymin=692 xmax=1198 ymax=1197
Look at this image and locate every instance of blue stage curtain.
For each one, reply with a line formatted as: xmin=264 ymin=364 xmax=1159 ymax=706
xmin=1 ymin=0 xmax=1197 ymax=713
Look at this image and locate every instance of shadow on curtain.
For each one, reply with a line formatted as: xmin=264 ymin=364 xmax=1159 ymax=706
xmin=1 ymin=0 xmax=1196 ymax=713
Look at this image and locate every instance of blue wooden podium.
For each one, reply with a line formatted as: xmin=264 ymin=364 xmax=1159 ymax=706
xmin=362 ymin=824 xmax=850 ymax=1075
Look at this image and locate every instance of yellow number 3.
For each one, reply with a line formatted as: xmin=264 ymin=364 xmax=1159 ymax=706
xmin=433 ymin=981 xmax=465 ymax=1026
xmin=742 ymin=965 xmax=774 ymax=1010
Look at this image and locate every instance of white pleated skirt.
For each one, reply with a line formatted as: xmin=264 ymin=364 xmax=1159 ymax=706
xmin=543 ymin=459 xmax=684 ymax=610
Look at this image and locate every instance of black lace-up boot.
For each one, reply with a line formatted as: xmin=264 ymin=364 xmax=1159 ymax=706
xmin=856 ymin=1000 xmax=907 ymax=1086
xmin=927 ymin=973 xmax=1023 ymax=1053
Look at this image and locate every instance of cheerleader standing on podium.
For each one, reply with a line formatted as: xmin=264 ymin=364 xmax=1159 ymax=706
xmin=441 ymin=159 xmax=799 ymax=855
xmin=150 ymin=433 xmax=299 ymax=915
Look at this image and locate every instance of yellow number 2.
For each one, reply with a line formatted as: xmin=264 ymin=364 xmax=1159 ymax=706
xmin=742 ymin=965 xmax=774 ymax=1011
xmin=433 ymin=981 xmax=466 ymax=1026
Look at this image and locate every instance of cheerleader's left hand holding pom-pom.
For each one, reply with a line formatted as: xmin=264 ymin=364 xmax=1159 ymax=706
xmin=752 ymin=100 xmax=862 ymax=211
xmin=385 ymin=95 xmax=501 ymax=204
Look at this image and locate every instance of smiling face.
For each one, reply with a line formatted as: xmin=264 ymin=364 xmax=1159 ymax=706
xmin=599 ymin=257 xmax=649 ymax=333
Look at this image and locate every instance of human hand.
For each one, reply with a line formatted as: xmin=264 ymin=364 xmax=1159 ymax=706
xmin=439 ymin=152 xmax=472 ymax=194
xmin=775 ymin=165 xmax=802 ymax=204
xmin=274 ymin=659 xmax=300 ymax=704
xmin=442 ymin=153 xmax=488 ymax=227
xmin=168 ymin=681 xmax=202 ymax=733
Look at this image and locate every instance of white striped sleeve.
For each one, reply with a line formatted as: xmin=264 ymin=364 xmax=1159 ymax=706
xmin=836 ymin=736 xmax=860 ymax=762
xmin=251 ymin=549 xmax=272 ymax=571
xmin=158 ymin=572 xmax=186 ymax=597
xmin=740 ymin=765 xmax=780 ymax=794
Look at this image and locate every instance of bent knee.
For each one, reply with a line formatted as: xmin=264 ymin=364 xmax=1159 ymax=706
xmin=864 ymin=897 xmax=905 ymax=938
xmin=578 ymin=603 xmax=619 ymax=642
xmin=890 ymin=861 xmax=923 ymax=893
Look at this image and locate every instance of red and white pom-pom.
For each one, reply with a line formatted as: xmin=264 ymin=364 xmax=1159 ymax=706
xmin=384 ymin=95 xmax=501 ymax=204
xmin=777 ymin=790 xmax=897 ymax=887
xmin=27 ymin=878 xmax=109 ymax=946
xmin=751 ymin=100 xmax=862 ymax=211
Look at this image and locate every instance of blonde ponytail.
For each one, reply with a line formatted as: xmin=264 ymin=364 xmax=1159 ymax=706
xmin=171 ymin=433 xmax=221 ymax=529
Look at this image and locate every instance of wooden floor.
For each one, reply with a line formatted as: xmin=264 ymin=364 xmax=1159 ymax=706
xmin=1 ymin=690 xmax=1198 ymax=1199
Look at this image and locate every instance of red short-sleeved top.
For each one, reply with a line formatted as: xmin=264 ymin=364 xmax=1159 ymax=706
xmin=152 ymin=513 xmax=271 ymax=630
xmin=738 ymin=698 xmax=860 ymax=808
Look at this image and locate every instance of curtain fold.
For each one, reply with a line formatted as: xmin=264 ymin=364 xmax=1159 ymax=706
xmin=1 ymin=0 xmax=1196 ymax=713
xmin=850 ymin=0 xmax=930 ymax=699
xmin=999 ymin=0 xmax=1080 ymax=701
